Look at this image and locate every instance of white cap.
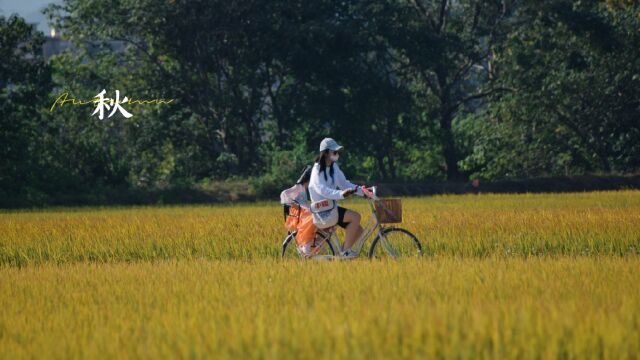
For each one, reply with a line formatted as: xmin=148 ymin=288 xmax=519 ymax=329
xmin=319 ymin=138 xmax=344 ymax=152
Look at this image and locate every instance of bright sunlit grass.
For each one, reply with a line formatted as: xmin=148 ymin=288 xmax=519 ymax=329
xmin=1 ymin=191 xmax=639 ymax=266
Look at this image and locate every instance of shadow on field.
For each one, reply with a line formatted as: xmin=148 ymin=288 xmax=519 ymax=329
xmin=377 ymin=175 xmax=640 ymax=197
xmin=1 ymin=175 xmax=639 ymax=209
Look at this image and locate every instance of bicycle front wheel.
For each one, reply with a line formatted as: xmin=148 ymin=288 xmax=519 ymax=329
xmin=368 ymin=227 xmax=422 ymax=258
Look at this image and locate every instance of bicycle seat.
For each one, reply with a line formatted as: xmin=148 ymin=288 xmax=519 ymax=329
xmin=316 ymin=225 xmax=337 ymax=235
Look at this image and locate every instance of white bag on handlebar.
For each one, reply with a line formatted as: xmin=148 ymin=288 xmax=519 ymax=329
xmin=310 ymin=199 xmax=339 ymax=229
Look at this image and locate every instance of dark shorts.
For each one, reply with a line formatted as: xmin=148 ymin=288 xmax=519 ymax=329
xmin=285 ymin=204 xmax=350 ymax=228
xmin=337 ymin=206 xmax=350 ymax=228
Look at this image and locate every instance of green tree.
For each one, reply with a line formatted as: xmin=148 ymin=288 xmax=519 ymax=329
xmin=376 ymin=0 xmax=516 ymax=180
xmin=462 ymin=1 xmax=640 ymax=178
xmin=0 ymin=15 xmax=54 ymax=203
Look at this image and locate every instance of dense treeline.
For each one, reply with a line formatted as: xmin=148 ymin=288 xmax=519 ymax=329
xmin=1 ymin=0 xmax=638 ymax=205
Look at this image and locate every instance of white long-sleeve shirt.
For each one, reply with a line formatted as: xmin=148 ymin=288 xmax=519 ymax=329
xmin=308 ymin=162 xmax=362 ymax=203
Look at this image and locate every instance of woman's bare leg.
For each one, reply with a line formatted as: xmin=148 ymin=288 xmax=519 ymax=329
xmin=342 ymin=210 xmax=362 ymax=251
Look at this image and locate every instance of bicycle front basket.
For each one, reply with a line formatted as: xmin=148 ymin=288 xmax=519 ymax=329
xmin=374 ymin=198 xmax=402 ymax=223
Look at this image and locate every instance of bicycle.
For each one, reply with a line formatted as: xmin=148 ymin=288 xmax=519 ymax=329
xmin=281 ymin=186 xmax=422 ymax=259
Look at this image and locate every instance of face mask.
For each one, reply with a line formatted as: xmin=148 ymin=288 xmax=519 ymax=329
xmin=330 ymin=154 xmax=339 ymax=162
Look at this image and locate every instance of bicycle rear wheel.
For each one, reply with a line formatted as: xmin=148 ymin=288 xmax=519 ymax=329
xmin=281 ymin=232 xmax=336 ymax=258
xmin=368 ymin=227 xmax=422 ymax=258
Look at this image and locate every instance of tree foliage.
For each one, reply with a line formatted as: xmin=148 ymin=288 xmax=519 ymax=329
xmin=1 ymin=0 xmax=639 ymax=205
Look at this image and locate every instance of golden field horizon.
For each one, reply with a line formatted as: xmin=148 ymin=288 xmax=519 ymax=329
xmin=1 ymin=191 xmax=639 ymax=359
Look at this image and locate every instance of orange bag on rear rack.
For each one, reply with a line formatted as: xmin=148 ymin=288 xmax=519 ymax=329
xmin=285 ymin=204 xmax=317 ymax=246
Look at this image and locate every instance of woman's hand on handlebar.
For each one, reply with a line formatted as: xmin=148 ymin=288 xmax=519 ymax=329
xmin=342 ymin=188 xmax=357 ymax=198
xmin=342 ymin=185 xmax=375 ymax=198
xmin=359 ymin=185 xmax=376 ymax=199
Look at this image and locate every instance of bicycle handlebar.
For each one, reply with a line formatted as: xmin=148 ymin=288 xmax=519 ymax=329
xmin=359 ymin=185 xmax=378 ymax=200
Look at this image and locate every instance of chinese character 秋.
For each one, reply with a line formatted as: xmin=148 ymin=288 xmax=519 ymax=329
xmin=92 ymin=89 xmax=133 ymax=120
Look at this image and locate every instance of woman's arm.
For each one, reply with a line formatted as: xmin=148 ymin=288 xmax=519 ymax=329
xmin=334 ymin=164 xmax=362 ymax=195
xmin=309 ymin=169 xmax=344 ymax=200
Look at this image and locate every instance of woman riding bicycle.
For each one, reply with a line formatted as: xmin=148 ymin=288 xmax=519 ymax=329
xmin=308 ymin=138 xmax=363 ymax=258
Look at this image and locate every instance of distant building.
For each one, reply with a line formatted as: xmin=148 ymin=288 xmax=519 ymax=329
xmin=41 ymin=25 xmax=127 ymax=61
xmin=42 ymin=27 xmax=73 ymax=59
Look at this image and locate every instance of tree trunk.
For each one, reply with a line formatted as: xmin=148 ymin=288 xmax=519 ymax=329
xmin=375 ymin=151 xmax=389 ymax=180
xmin=386 ymin=118 xmax=397 ymax=179
xmin=434 ymin=68 xmax=461 ymax=181
xmin=440 ymin=110 xmax=460 ymax=180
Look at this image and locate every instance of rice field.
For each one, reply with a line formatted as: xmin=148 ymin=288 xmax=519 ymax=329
xmin=1 ymin=191 xmax=639 ymax=359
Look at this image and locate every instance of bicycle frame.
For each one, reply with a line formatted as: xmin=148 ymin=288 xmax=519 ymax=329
xmin=311 ymin=186 xmax=396 ymax=258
